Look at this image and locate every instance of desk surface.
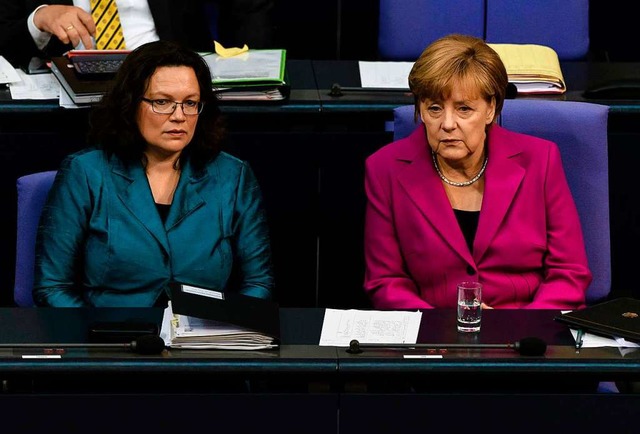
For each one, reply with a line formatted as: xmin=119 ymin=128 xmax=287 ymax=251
xmin=2 ymin=307 xmax=636 ymax=434
xmin=0 ymin=59 xmax=321 ymax=114
xmin=314 ymin=60 xmax=640 ymax=113
xmin=0 ymin=307 xmax=639 ymax=379
xmin=5 ymin=60 xmax=640 ymax=114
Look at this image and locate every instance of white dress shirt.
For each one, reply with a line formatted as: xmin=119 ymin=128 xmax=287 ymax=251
xmin=28 ymin=0 xmax=159 ymax=50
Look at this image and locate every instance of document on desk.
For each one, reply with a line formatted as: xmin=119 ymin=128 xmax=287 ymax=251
xmin=9 ymin=69 xmax=59 ymax=100
xmin=202 ymin=49 xmax=286 ymax=86
xmin=214 ymin=88 xmax=286 ymax=101
xmin=358 ymin=61 xmax=413 ymax=89
xmin=569 ymin=328 xmax=640 ymax=349
xmin=160 ymin=302 xmax=278 ymax=350
xmin=487 ymin=43 xmax=566 ymax=94
xmin=319 ymin=308 xmax=422 ymax=347
xmin=0 ymin=55 xmax=20 ymax=84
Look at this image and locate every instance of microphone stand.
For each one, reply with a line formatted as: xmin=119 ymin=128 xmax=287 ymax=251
xmin=0 ymin=335 xmax=166 ymax=355
xmin=347 ymin=337 xmax=547 ymax=356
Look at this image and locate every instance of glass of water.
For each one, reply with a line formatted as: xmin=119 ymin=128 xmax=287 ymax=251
xmin=457 ymin=281 xmax=482 ymax=332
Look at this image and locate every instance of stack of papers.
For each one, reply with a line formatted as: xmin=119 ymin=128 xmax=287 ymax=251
xmin=213 ymin=88 xmax=286 ymax=101
xmin=201 ymin=49 xmax=289 ymax=102
xmin=161 ymin=302 xmax=278 ymax=350
xmin=488 ymin=43 xmax=566 ymax=95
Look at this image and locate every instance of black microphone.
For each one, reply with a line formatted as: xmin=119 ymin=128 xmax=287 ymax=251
xmin=506 ymin=82 xmax=518 ymax=99
xmin=346 ymin=336 xmax=547 ymax=356
xmin=0 ymin=334 xmax=166 ymax=355
xmin=329 ymin=82 xmax=412 ymax=97
xmin=329 ymin=83 xmax=344 ymax=97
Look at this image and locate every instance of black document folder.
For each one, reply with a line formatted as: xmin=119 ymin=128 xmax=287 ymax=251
xmin=168 ymin=282 xmax=280 ymax=341
xmin=50 ymin=56 xmax=113 ymax=104
xmin=555 ymin=297 xmax=640 ymax=343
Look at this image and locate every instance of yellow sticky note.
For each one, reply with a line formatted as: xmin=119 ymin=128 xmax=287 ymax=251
xmin=214 ymin=41 xmax=249 ymax=58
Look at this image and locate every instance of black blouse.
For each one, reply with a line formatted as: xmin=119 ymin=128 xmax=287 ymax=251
xmin=453 ymin=209 xmax=480 ymax=253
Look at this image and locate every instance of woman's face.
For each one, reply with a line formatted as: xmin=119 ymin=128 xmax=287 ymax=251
xmin=420 ymin=80 xmax=495 ymax=162
xmin=137 ymin=66 xmax=201 ymax=160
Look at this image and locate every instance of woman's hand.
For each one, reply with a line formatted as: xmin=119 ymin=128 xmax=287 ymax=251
xmin=481 ymin=302 xmax=493 ymax=309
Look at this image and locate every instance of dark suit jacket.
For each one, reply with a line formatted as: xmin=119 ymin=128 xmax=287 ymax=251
xmin=0 ymin=0 xmax=213 ymax=66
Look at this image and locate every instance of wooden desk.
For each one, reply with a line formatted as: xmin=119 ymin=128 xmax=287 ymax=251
xmin=0 ymin=307 xmax=639 ymax=433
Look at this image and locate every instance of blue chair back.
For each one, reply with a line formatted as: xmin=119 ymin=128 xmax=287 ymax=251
xmin=378 ymin=0 xmax=485 ymax=61
xmin=378 ymin=0 xmax=589 ymax=61
xmin=485 ymin=0 xmax=590 ymax=61
xmin=15 ymin=171 xmax=57 ymax=307
xmin=392 ymin=100 xmax=611 ymax=304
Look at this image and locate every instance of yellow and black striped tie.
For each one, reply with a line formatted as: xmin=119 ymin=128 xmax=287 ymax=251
xmin=90 ymin=0 xmax=126 ymax=50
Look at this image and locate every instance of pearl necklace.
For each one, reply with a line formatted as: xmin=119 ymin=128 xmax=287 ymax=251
xmin=432 ymin=152 xmax=488 ymax=187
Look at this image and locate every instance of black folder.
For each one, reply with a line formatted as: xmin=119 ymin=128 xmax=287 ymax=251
xmin=554 ymin=297 xmax=640 ymax=343
xmin=168 ymin=282 xmax=280 ymax=341
xmin=50 ymin=56 xmax=113 ymax=104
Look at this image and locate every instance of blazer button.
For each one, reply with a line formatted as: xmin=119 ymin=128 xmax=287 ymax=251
xmin=466 ymin=265 xmax=476 ymax=275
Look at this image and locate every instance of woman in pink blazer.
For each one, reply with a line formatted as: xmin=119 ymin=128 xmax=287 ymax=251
xmin=364 ymin=34 xmax=591 ymax=310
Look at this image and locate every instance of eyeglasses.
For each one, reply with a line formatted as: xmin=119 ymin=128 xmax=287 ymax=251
xmin=141 ymin=98 xmax=204 ymax=115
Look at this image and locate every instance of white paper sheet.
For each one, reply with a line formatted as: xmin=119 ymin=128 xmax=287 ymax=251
xmin=570 ymin=328 xmax=640 ymax=349
xmin=0 ymin=55 xmax=21 ymax=84
xmin=358 ymin=61 xmax=413 ymax=89
xmin=319 ymin=308 xmax=422 ymax=347
xmin=9 ymin=70 xmax=59 ymax=100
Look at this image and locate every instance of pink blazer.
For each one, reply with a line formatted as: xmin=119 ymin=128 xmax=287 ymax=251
xmin=364 ymin=124 xmax=591 ymax=310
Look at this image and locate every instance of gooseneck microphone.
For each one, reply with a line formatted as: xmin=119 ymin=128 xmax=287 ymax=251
xmin=0 ymin=334 xmax=166 ymax=355
xmin=346 ymin=336 xmax=547 ymax=356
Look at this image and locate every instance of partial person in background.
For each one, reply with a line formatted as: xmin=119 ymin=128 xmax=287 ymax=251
xmin=33 ymin=40 xmax=274 ymax=306
xmin=214 ymin=0 xmax=274 ymax=49
xmin=0 ymin=0 xmax=274 ymax=68
xmin=363 ymin=34 xmax=591 ymax=310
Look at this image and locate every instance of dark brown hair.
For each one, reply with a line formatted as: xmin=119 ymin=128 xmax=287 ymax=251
xmin=88 ymin=40 xmax=225 ymax=171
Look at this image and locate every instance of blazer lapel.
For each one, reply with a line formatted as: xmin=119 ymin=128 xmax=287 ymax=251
xmin=473 ymin=125 xmax=525 ymax=262
xmin=111 ymin=158 xmax=171 ymax=254
xmin=397 ymin=129 xmax=473 ymax=264
xmin=165 ymin=162 xmax=207 ymax=231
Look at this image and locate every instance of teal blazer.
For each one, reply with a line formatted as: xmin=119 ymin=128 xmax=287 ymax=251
xmin=34 ymin=148 xmax=274 ymax=307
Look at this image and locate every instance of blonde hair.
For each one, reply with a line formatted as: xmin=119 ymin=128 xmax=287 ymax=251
xmin=408 ymin=34 xmax=508 ymax=123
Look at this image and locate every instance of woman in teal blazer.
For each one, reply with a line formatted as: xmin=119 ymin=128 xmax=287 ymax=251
xmin=33 ymin=41 xmax=273 ymax=307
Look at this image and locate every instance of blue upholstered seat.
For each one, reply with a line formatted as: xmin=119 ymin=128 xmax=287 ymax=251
xmin=14 ymin=170 xmax=57 ymax=307
xmin=485 ymin=0 xmax=590 ymax=61
xmin=378 ymin=0 xmax=485 ymax=61
xmin=378 ymin=0 xmax=590 ymax=61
